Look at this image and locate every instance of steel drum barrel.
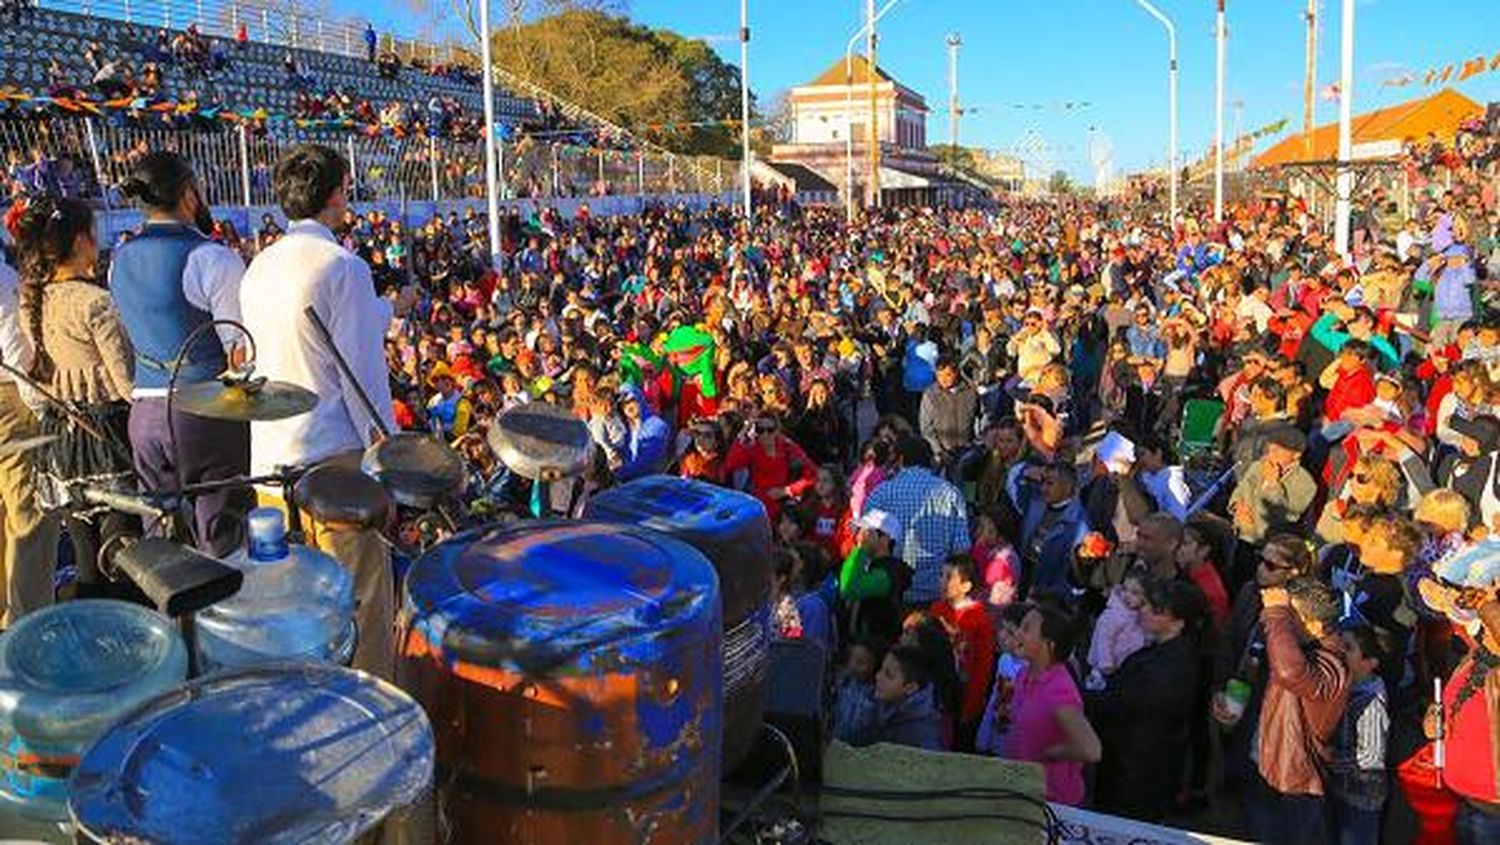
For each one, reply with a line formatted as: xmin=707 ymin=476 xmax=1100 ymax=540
xmin=585 ymin=476 xmax=772 ymax=769
xmin=67 ymin=664 xmax=434 ymax=845
xmin=396 ymin=521 xmax=723 ymax=845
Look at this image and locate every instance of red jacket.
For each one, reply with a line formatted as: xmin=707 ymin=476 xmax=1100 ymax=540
xmin=1324 ymin=365 xmax=1375 ymax=423
xmin=722 ymin=435 xmax=816 ymax=520
xmin=930 ymin=598 xmax=997 ymax=725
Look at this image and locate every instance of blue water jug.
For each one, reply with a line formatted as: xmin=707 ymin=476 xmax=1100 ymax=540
xmin=196 ymin=508 xmax=356 ymax=670
xmin=0 ymin=600 xmax=187 ymax=821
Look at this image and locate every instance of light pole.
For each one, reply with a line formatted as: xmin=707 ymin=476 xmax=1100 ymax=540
xmin=946 ymin=33 xmax=962 ymax=156
xmin=1134 ymin=0 xmax=1178 ymax=227
xmin=739 ymin=0 xmax=753 ymax=218
xmin=1213 ymin=0 xmax=1226 ymax=223
xmin=478 ymin=0 xmax=503 ymax=270
xmin=845 ymin=0 xmax=902 ymax=219
xmin=1334 ymin=0 xmax=1355 ymax=258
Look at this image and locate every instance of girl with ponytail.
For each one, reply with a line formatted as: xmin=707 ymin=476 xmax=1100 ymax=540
xmin=12 ymin=195 xmax=138 ymax=599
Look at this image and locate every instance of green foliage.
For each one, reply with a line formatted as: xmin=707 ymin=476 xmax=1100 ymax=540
xmin=490 ymin=9 xmax=753 ymax=157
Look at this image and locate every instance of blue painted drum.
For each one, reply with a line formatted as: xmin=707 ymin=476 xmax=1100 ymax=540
xmin=396 ymin=520 xmax=723 ymax=845
xmin=0 ymin=600 xmax=187 ymax=823
xmin=585 ymin=475 xmax=772 ymax=769
xmin=67 ymin=664 xmax=435 ymax=845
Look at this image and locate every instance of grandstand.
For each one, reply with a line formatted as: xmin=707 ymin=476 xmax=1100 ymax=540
xmin=0 ymin=3 xmax=535 ymax=126
xmin=0 ymin=0 xmax=733 ymax=211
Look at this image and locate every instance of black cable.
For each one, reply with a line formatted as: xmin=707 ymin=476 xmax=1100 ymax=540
xmin=818 ymin=783 xmax=1064 ymax=845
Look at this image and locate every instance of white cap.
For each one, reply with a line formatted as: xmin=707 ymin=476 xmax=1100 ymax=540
xmin=854 ymin=509 xmax=903 ymax=546
xmin=1095 ymin=431 xmax=1137 ymax=475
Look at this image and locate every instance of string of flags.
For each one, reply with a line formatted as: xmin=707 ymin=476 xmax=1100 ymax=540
xmin=1381 ymin=50 xmax=1500 ymax=88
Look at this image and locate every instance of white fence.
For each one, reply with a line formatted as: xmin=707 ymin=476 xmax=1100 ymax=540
xmin=2 ymin=117 xmax=732 ymax=207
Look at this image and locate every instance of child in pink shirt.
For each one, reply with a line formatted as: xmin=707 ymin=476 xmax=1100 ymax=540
xmin=1085 ymin=572 xmax=1149 ymax=689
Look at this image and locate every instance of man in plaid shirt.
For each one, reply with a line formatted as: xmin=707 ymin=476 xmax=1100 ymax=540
xmin=864 ymin=436 xmax=971 ymax=606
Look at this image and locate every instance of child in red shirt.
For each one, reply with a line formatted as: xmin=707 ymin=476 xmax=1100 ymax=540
xmin=929 ymin=554 xmax=998 ymax=752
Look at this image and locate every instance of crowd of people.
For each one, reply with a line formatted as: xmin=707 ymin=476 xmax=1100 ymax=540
xmin=0 ymin=106 xmax=1497 ymax=845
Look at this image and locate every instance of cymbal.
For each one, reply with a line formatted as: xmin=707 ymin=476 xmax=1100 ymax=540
xmin=0 ymin=433 xmax=58 ymax=458
xmin=173 ymin=379 xmax=318 ymax=422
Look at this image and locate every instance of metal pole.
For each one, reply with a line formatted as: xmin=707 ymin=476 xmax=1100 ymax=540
xmin=866 ymin=0 xmax=879 ymax=209
xmin=195 ymin=0 xmax=202 ymax=26
xmin=637 ymin=150 xmax=645 ymax=195
xmin=124 ymin=0 xmax=132 ymax=24
xmin=946 ymin=33 xmax=961 ymax=154
xmin=238 ymin=123 xmax=252 ymax=209
xmin=479 ymin=0 xmax=503 ymax=270
xmin=1134 ymin=0 xmax=1177 ymax=226
xmin=1334 ymin=0 xmax=1354 ymax=258
xmin=596 ymin=149 xmax=604 ymax=189
xmin=551 ymin=144 xmax=560 ymax=197
xmin=429 ymin=136 xmax=440 ymax=201
xmin=843 ymin=0 xmax=901 ymax=219
xmin=739 ymin=0 xmax=753 ymax=218
xmin=318 ymin=20 xmax=325 ymax=53
xmin=261 ymin=8 xmax=269 ymax=42
xmin=1213 ymin=0 xmax=1225 ymax=223
xmin=1303 ymin=0 xmax=1317 ymax=162
xmin=164 ymin=0 xmax=172 ymax=30
xmin=346 ymin=136 xmax=359 ymax=202
xmin=83 ymin=119 xmax=106 ymax=204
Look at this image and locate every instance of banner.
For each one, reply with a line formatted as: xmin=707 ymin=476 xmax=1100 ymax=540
xmin=1382 ymin=49 xmax=1500 ymax=88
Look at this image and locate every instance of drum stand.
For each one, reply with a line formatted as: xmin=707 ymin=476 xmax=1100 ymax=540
xmin=720 ymin=723 xmax=808 ymax=845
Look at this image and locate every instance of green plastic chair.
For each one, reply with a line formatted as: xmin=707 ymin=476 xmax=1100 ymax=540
xmin=1179 ymin=398 xmax=1225 ymax=460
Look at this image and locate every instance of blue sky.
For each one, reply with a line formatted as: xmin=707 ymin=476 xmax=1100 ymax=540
xmin=357 ymin=1 xmax=1500 ymax=180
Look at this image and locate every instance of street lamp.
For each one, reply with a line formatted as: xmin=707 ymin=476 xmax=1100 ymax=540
xmin=845 ymin=0 xmax=903 ymax=219
xmin=478 ymin=0 xmax=502 ymax=271
xmin=1213 ymin=0 xmax=1226 ymax=223
xmin=739 ymin=0 xmax=753 ymax=219
xmin=1133 ymin=0 xmax=1178 ymax=227
xmin=1334 ymin=0 xmax=1355 ymax=258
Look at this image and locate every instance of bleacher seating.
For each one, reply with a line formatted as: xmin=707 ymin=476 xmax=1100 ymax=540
xmin=0 ymin=8 xmax=539 ymax=124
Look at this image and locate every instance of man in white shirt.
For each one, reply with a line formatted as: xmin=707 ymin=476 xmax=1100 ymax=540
xmin=111 ymin=152 xmax=251 ymax=556
xmin=240 ymin=144 xmax=396 ymax=679
xmin=0 ymin=249 xmax=59 ymax=626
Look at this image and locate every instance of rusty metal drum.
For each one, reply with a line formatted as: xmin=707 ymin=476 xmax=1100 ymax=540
xmin=396 ymin=521 xmax=722 ymax=845
xmin=585 ymin=476 xmax=772 ymax=769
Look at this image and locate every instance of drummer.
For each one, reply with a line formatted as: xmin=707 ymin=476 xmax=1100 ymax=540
xmin=110 ymin=152 xmax=251 ymax=556
xmin=240 ymin=144 xmax=396 ymax=680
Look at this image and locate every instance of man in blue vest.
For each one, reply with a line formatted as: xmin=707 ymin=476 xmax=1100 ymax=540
xmin=111 ymin=152 xmax=250 ymax=555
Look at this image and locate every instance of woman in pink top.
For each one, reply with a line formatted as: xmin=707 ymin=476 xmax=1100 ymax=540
xmin=1001 ymin=604 xmax=1101 ymax=805
xmin=849 ymin=438 xmax=891 ymax=517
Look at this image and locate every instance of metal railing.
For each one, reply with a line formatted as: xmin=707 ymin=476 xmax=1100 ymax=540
xmin=1 ymin=115 xmax=732 ymax=206
xmin=27 ymin=0 xmax=729 ymax=195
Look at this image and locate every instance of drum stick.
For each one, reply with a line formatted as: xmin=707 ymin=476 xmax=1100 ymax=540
xmin=0 ymin=357 xmax=112 ymax=443
xmin=1433 ymin=677 xmax=1444 ymax=789
xmin=302 ymin=306 xmax=391 ymax=439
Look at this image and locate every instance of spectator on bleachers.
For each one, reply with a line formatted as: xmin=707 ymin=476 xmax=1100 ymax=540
xmin=364 ymin=25 xmax=378 ymax=64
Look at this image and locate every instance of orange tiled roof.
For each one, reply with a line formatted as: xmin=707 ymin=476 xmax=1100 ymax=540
xmin=1252 ymin=88 xmax=1484 ymax=169
xmin=805 ymin=54 xmax=895 ymax=88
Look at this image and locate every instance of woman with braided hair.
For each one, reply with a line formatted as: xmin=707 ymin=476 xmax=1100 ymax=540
xmin=12 ymin=196 xmax=138 ymax=599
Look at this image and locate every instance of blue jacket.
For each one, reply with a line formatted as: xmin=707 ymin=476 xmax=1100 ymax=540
xmin=835 ymin=683 xmax=943 ymax=751
xmin=616 ymin=384 xmax=670 ymax=481
xmin=1015 ymin=483 xmax=1089 ymax=599
xmin=902 ymin=338 xmax=938 ymax=393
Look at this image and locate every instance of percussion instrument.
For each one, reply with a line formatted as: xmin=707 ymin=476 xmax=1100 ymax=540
xmin=0 ymin=434 xmax=58 ymax=459
xmin=195 ymin=508 xmax=357 ymax=672
xmin=172 ymin=377 xmax=318 ymax=422
xmin=68 ymin=664 xmax=435 ymax=845
xmin=397 ymin=521 xmax=722 ymax=845
xmin=586 ymin=476 xmax=773 ymax=770
xmin=361 ymin=432 xmax=465 ymax=509
xmin=0 ymin=601 xmax=188 ymax=822
xmin=486 ymin=402 xmax=595 ymax=482
xmin=293 ymin=464 xmax=393 ymax=532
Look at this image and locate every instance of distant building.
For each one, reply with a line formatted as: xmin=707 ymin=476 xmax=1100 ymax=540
xmin=769 ymin=55 xmax=981 ymax=208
